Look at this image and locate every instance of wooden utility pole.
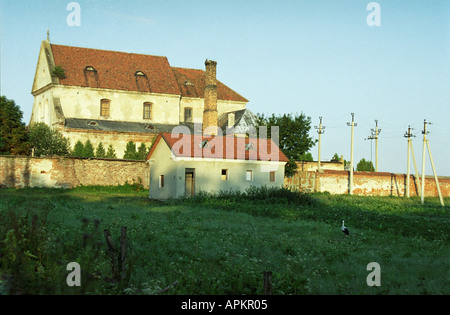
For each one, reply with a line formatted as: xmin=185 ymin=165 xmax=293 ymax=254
xmin=314 ymin=116 xmax=325 ymax=173
xmin=367 ymin=120 xmax=381 ymax=171
xmin=420 ymin=120 xmax=444 ymax=206
xmin=347 ymin=113 xmax=357 ymax=195
xmin=404 ymin=126 xmax=421 ymax=198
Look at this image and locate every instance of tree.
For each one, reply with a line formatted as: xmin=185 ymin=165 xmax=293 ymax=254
xmin=106 ymin=144 xmax=117 ymax=159
xmin=298 ymin=152 xmax=313 ymax=161
xmin=82 ymin=140 xmax=95 ymax=158
xmin=0 ymin=96 xmax=29 ymax=155
xmin=28 ymin=122 xmax=71 ymax=157
xmin=95 ymin=142 xmax=106 ymax=158
xmin=257 ymin=112 xmax=316 ymax=177
xmin=72 ymin=140 xmax=85 ymax=157
xmin=136 ymin=143 xmax=149 ymax=160
xmin=123 ymin=141 xmax=137 ymax=160
xmin=332 ymin=153 xmax=348 ymax=166
xmin=356 ymin=158 xmax=375 ymax=172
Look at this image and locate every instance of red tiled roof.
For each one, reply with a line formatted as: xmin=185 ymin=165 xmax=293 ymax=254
xmin=50 ymin=44 xmax=248 ymax=102
xmin=171 ymin=67 xmax=248 ymax=102
xmin=147 ymin=133 xmax=289 ymax=162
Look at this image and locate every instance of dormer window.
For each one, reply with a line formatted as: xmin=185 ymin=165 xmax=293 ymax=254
xmin=135 ymin=71 xmax=150 ymax=92
xmin=84 ymin=66 xmax=99 ymax=87
xmin=88 ymin=121 xmax=98 ymax=126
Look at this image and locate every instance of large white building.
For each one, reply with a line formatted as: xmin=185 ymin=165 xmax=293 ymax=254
xmin=30 ymin=39 xmax=254 ymax=157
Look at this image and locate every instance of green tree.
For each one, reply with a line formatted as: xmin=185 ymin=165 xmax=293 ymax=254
xmin=332 ymin=153 xmax=348 ymax=166
xmin=123 ymin=141 xmax=137 ymax=160
xmin=82 ymin=140 xmax=95 ymax=158
xmin=106 ymin=144 xmax=117 ymax=159
xmin=0 ymin=96 xmax=29 ymax=155
xmin=356 ymin=158 xmax=375 ymax=172
xmin=257 ymin=112 xmax=316 ymax=177
xmin=136 ymin=143 xmax=149 ymax=160
xmin=72 ymin=140 xmax=85 ymax=157
xmin=95 ymin=142 xmax=106 ymax=158
xmin=298 ymin=152 xmax=313 ymax=161
xmin=28 ymin=122 xmax=71 ymax=157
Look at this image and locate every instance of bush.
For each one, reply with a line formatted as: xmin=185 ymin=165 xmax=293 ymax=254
xmin=28 ymin=122 xmax=71 ymax=157
xmin=173 ymin=186 xmax=318 ymax=207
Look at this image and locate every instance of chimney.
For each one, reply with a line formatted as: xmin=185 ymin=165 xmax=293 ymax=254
xmin=203 ymin=59 xmax=219 ymax=135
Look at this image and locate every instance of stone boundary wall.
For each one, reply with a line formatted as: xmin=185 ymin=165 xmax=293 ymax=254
xmin=285 ymin=169 xmax=450 ymax=198
xmin=0 ymin=156 xmax=149 ymax=189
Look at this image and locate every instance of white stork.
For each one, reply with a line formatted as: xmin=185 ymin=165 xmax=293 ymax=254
xmin=341 ymin=220 xmax=349 ymax=236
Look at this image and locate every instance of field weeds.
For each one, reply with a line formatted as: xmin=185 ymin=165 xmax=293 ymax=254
xmin=0 ymin=186 xmax=448 ymax=295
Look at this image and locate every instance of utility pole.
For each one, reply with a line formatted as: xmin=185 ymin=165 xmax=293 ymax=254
xmin=314 ymin=116 xmax=325 ymax=173
xmin=420 ymin=120 xmax=444 ymax=206
xmin=404 ymin=126 xmax=421 ymax=198
xmin=367 ymin=120 xmax=381 ymax=172
xmin=420 ymin=120 xmax=428 ymax=204
xmin=347 ymin=113 xmax=357 ymax=195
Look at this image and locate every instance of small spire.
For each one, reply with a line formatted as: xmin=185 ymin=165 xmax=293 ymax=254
xmin=47 ymin=29 xmax=50 ymax=42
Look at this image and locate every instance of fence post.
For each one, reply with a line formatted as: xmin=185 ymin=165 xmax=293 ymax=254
xmin=263 ymin=271 xmax=272 ymax=295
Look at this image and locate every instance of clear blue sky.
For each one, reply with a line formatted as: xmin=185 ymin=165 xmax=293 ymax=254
xmin=1 ymin=0 xmax=449 ymax=175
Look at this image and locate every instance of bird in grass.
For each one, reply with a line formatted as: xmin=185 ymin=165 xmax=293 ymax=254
xmin=341 ymin=220 xmax=349 ymax=236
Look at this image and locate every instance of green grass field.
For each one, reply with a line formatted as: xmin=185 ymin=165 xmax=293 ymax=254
xmin=0 ymin=185 xmax=449 ymax=295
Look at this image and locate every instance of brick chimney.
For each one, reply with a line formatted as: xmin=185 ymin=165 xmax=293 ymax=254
xmin=203 ymin=59 xmax=219 ymax=135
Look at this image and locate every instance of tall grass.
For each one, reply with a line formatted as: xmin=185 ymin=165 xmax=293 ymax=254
xmin=0 ymin=186 xmax=448 ymax=295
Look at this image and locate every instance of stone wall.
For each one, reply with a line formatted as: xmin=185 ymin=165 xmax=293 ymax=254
xmin=285 ymin=169 xmax=450 ymax=198
xmin=0 ymin=156 xmax=149 ymax=189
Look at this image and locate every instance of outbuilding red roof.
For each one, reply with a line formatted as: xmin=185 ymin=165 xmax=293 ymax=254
xmin=147 ymin=133 xmax=289 ymax=163
xmin=50 ymin=44 xmax=248 ymax=102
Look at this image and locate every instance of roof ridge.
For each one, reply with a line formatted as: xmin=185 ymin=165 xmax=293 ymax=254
xmin=50 ymin=43 xmax=168 ymax=59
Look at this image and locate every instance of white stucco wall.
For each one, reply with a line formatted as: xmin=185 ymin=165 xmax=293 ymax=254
xmin=148 ymin=140 xmax=286 ymax=200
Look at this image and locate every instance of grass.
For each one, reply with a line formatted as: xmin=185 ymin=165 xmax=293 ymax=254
xmin=0 ymin=185 xmax=449 ymax=295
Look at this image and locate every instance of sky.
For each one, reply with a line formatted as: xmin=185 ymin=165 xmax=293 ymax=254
xmin=1 ymin=0 xmax=449 ymax=175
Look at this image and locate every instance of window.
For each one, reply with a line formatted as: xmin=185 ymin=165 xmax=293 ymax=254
xmin=84 ymin=66 xmax=99 ymax=87
xmin=184 ymin=107 xmax=193 ymax=122
xmin=135 ymin=71 xmax=150 ymax=92
xmin=200 ymin=139 xmax=210 ymax=149
xmin=245 ymin=143 xmax=255 ymax=151
xmin=143 ymin=102 xmax=152 ymax=120
xmin=270 ymin=171 xmax=276 ymax=182
xmin=246 ymin=170 xmax=253 ymax=181
xmin=159 ymin=175 xmax=164 ymax=188
xmin=100 ymin=99 xmax=110 ymax=117
xmin=221 ymin=169 xmax=228 ymax=181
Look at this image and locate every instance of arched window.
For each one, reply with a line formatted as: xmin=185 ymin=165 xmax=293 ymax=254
xmin=135 ymin=71 xmax=150 ymax=92
xmin=84 ymin=66 xmax=99 ymax=87
xmin=143 ymin=102 xmax=152 ymax=120
xmin=100 ymin=99 xmax=110 ymax=117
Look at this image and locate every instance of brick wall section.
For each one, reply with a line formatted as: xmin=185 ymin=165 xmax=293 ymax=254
xmin=0 ymin=156 xmax=149 ymax=189
xmin=285 ymin=170 xmax=450 ymax=197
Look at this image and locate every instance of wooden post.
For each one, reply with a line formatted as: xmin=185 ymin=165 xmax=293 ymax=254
xmin=104 ymin=229 xmax=119 ymax=280
xmin=119 ymin=227 xmax=128 ymax=280
xmin=263 ymin=271 xmax=272 ymax=295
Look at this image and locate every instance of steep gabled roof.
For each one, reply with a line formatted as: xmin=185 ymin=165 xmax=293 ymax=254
xmin=51 ymin=44 xmax=181 ymax=95
xmin=147 ymin=133 xmax=289 ymax=162
xmin=171 ymin=67 xmax=248 ymax=102
xmin=49 ymin=44 xmax=248 ymax=102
